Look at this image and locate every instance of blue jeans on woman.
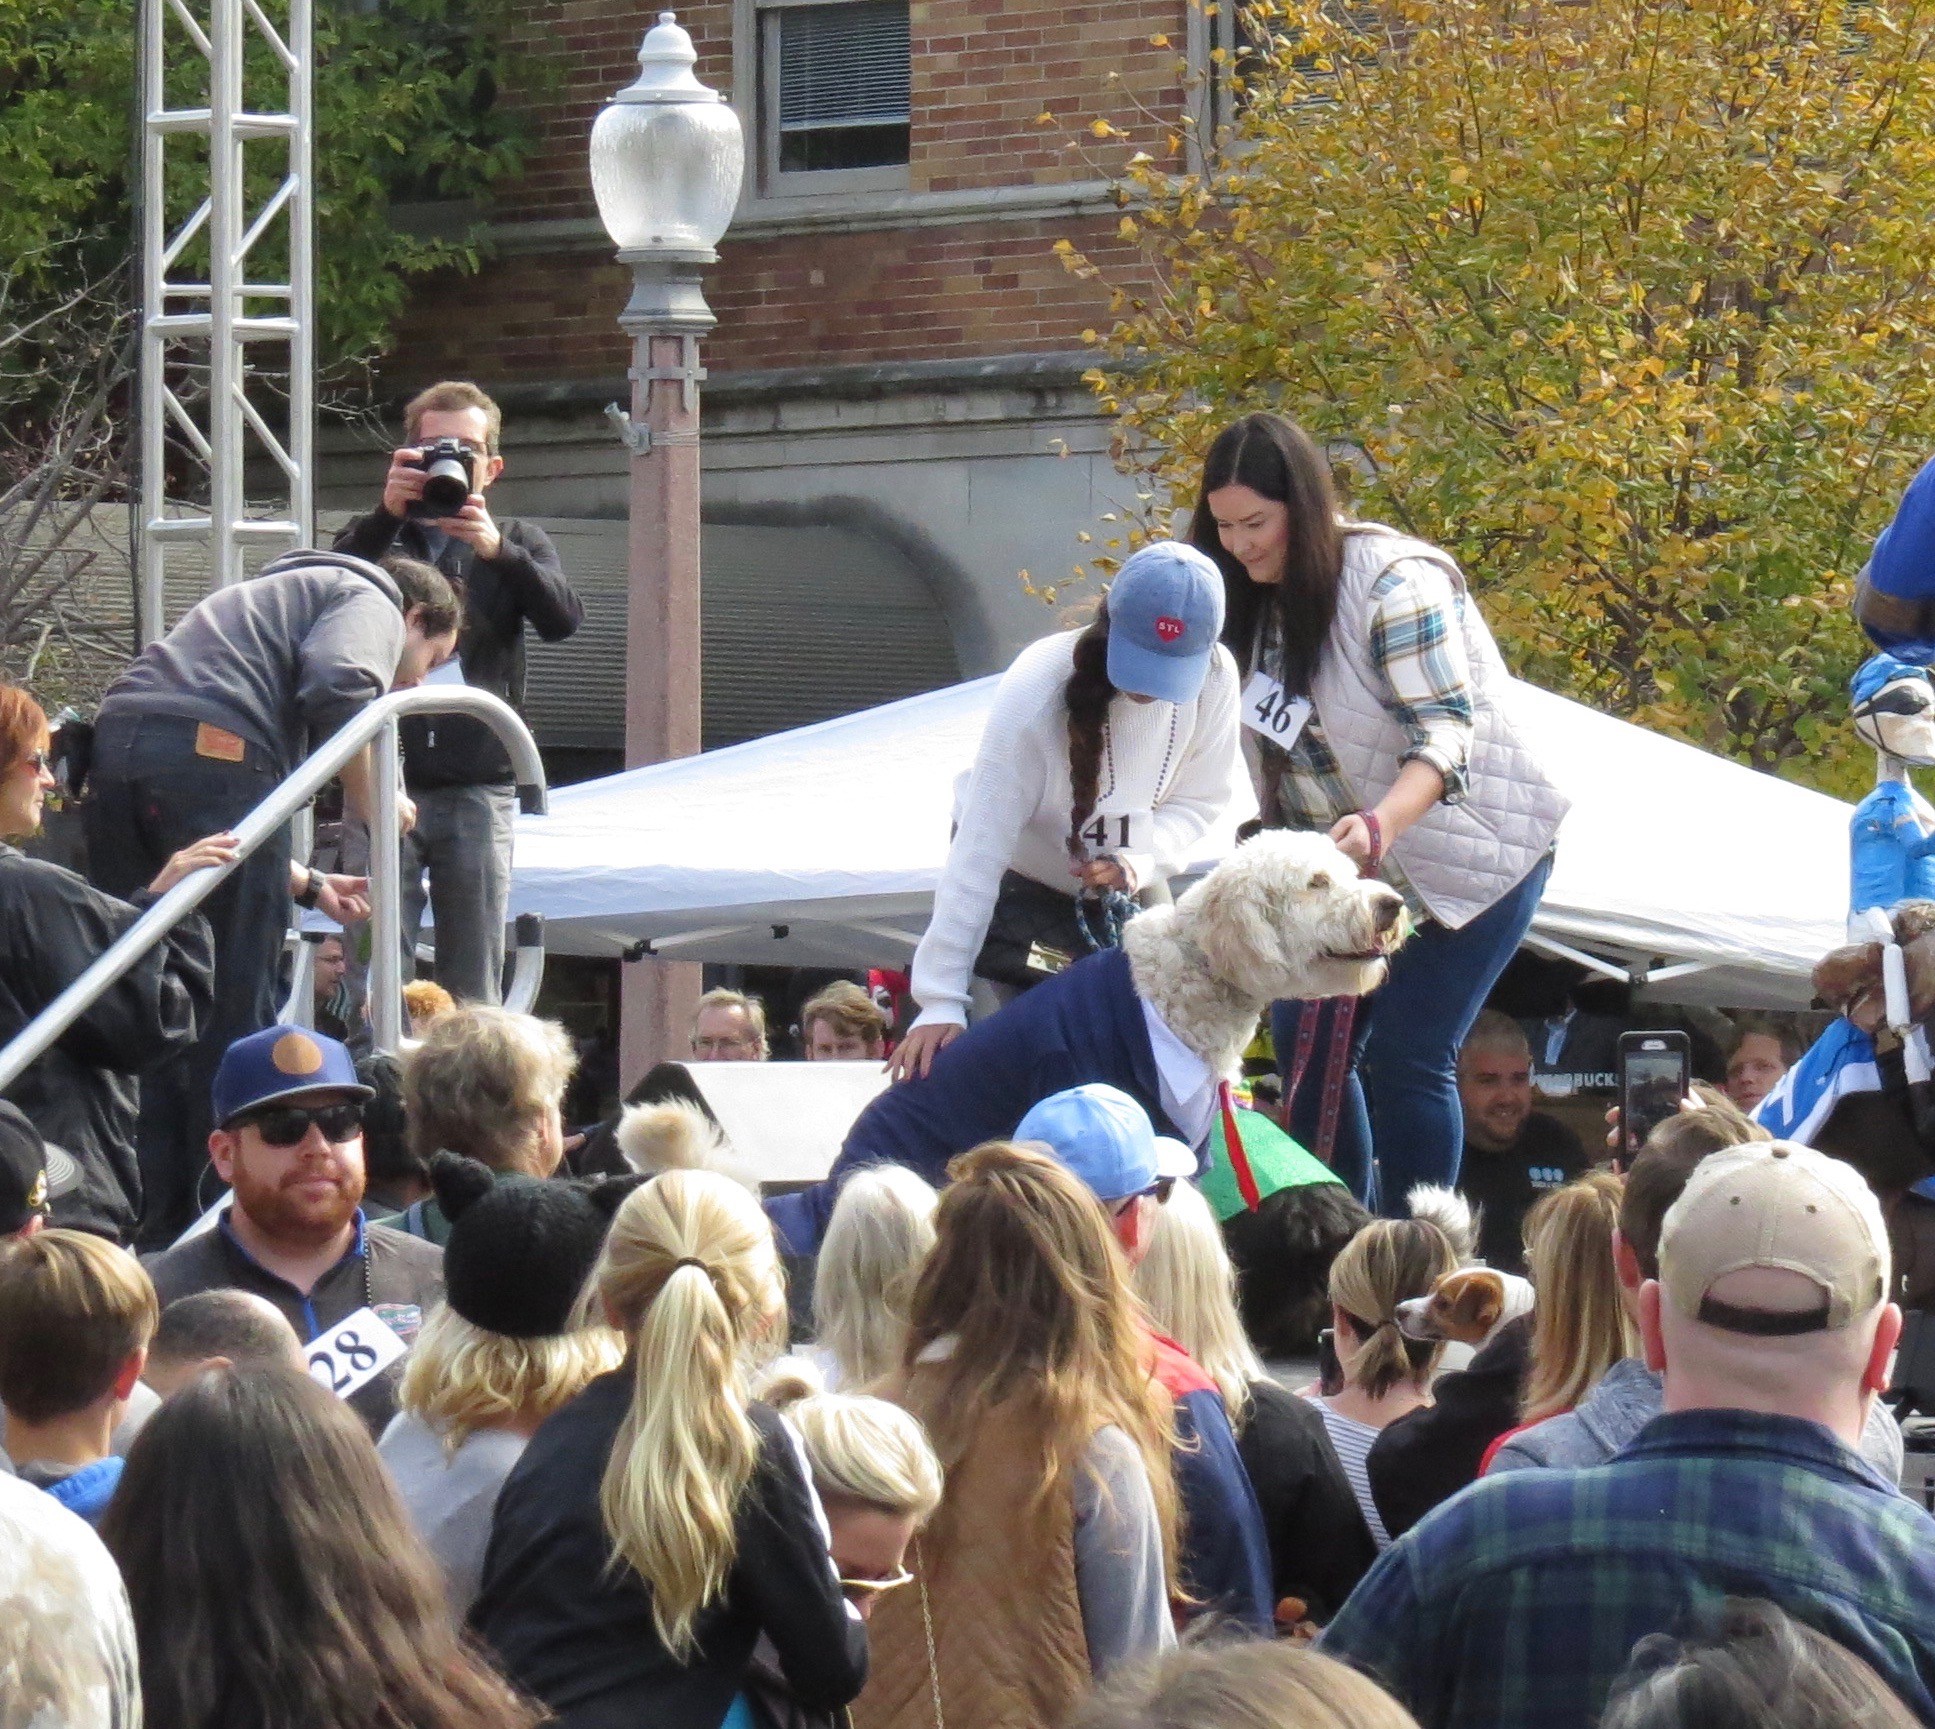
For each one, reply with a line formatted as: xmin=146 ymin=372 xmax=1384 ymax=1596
xmin=1272 ymin=853 xmax=1551 ymax=1214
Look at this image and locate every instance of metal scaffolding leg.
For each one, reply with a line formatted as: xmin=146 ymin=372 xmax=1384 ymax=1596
xmin=138 ymin=0 xmax=313 ymax=642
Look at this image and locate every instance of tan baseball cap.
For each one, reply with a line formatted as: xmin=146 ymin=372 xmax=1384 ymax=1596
xmin=1658 ymin=1140 xmax=1889 ymax=1335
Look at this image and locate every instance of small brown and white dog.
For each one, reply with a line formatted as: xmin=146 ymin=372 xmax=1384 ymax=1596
xmin=1396 ymin=1185 xmax=1536 ymax=1350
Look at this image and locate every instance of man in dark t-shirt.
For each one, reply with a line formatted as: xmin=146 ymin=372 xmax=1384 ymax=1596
xmin=1457 ymin=1011 xmax=1588 ymax=1271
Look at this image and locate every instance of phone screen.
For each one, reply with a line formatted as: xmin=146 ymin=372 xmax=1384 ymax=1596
xmin=1622 ymin=1046 xmax=1688 ymax=1156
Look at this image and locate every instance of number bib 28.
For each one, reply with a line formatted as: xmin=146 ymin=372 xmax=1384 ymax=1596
xmin=305 ymin=1306 xmax=409 ymax=1401
xmin=1241 ymin=669 xmax=1313 ymax=745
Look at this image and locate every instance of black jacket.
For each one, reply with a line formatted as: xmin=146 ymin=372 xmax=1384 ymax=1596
xmin=1236 ymin=1378 xmax=1378 ymax=1622
xmin=0 ymin=846 xmax=213 ymax=1240
xmin=472 ymin=1380 xmax=868 ymax=1729
xmin=332 ymin=509 xmax=581 ymax=789
xmin=1365 ymin=1315 xmax=1532 ymax=1541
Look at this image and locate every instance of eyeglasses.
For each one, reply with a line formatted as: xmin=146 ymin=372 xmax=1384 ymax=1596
xmin=237 ymin=1102 xmax=364 ymax=1147
xmin=20 ymin=750 xmax=51 ymax=776
xmin=839 ymin=1569 xmax=915 ymax=1601
xmin=693 ymin=1036 xmax=760 ymax=1057
xmin=1111 ymin=1177 xmax=1176 ymax=1217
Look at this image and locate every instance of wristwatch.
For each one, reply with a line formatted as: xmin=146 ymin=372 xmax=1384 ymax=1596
xmin=295 ymin=867 xmax=323 ymax=909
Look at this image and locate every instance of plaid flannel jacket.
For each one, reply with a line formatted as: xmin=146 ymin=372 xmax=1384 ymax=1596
xmin=1320 ymin=1408 xmax=1935 ymax=1729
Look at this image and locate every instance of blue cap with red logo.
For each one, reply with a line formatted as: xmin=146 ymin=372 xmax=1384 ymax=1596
xmin=1106 ymin=541 xmax=1226 ymax=705
xmin=212 ymin=1026 xmax=372 ymax=1127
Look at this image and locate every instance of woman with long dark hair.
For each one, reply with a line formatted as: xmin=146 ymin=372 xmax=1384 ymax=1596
xmin=100 ymin=1365 xmax=541 ymax=1729
xmin=1191 ymin=414 xmax=1567 ymax=1204
xmin=887 ymin=542 xmax=1241 ymax=1081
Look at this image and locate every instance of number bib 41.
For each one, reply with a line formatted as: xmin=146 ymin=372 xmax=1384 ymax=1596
xmin=1079 ymin=809 xmax=1152 ymax=856
xmin=305 ymin=1306 xmax=409 ymax=1402
xmin=1241 ymin=669 xmax=1313 ymax=746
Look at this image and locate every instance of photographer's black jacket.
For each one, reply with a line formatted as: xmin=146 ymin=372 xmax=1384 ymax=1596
xmin=0 ymin=845 xmax=213 ymax=1241
xmin=333 ymin=508 xmax=582 ymax=789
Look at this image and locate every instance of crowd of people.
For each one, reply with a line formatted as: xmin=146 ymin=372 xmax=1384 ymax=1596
xmin=0 ymin=393 xmax=1928 ymax=1729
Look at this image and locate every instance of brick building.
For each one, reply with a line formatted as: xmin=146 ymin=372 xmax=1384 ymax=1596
xmin=318 ymin=0 xmax=1237 ymax=776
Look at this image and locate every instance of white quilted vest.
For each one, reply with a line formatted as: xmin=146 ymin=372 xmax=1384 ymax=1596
xmin=1306 ymin=527 xmax=1569 ymax=930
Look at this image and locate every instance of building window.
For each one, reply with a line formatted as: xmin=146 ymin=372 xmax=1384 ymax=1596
xmin=758 ymin=0 xmax=911 ymax=195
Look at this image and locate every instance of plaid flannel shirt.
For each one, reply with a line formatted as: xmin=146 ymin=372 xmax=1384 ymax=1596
xmin=1267 ymin=557 xmax=1476 ymax=833
xmin=1320 ymin=1408 xmax=1935 ymax=1729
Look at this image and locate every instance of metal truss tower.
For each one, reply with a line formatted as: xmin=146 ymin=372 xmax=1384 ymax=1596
xmin=137 ymin=0 xmax=313 ymax=642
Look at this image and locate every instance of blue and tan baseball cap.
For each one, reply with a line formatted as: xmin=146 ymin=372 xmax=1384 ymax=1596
xmin=1106 ymin=541 xmax=1226 ymax=705
xmin=212 ymin=1026 xmax=372 ymax=1127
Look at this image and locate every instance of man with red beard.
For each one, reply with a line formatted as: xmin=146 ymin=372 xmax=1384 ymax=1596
xmin=143 ymin=1026 xmax=443 ymax=1433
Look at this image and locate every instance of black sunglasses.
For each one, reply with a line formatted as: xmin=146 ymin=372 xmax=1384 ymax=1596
xmin=1112 ymin=1176 xmax=1176 ymax=1216
xmin=238 ymin=1102 xmax=364 ymax=1147
xmin=1856 ymin=686 xmax=1934 ymax=718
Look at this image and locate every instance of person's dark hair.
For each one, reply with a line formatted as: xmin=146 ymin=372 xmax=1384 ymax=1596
xmin=355 ymin=1054 xmax=426 ymax=1188
xmin=149 ymin=1291 xmax=299 ymax=1374
xmin=101 ymin=1367 xmax=542 ymax=1729
xmin=1222 ymin=1182 xmax=1373 ymax=1358
xmin=1063 ymin=602 xmax=1116 ymax=863
xmin=1728 ymin=1015 xmax=1805 ymax=1067
xmin=1602 ymin=1598 xmax=1919 ymax=1729
xmin=1620 ymin=1105 xmax=1768 ymax=1280
xmin=1189 ymin=412 xmax=1346 ymax=695
xmin=380 ymin=554 xmax=463 ymax=638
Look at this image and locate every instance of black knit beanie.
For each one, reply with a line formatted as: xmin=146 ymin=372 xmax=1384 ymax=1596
xmin=431 ymin=1151 xmax=643 ymax=1339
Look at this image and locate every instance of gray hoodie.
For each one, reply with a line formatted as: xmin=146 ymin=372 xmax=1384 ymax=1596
xmin=1488 ymin=1356 xmax=1906 ymax=1487
xmin=98 ymin=551 xmax=406 ymax=771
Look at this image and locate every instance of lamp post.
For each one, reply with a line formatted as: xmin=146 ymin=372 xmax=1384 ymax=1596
xmin=591 ymin=11 xmax=744 ymax=1079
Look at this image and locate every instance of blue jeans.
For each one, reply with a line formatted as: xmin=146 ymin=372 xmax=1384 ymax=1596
xmin=399 ymin=783 xmax=515 ymax=1004
xmin=86 ymin=714 xmax=293 ymax=1247
xmin=1273 ymin=854 xmax=1551 ymax=1214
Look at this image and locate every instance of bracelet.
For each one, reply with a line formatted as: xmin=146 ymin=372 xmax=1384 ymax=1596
xmin=295 ymin=868 xmax=322 ymax=910
xmin=1357 ymin=808 xmax=1384 ymax=875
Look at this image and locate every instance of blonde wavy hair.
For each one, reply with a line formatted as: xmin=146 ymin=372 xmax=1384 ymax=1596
xmin=398 ymin=1303 xmax=624 ymax=1451
xmin=781 ymin=1390 xmax=944 ymax=1525
xmin=1328 ymin=1218 xmax=1458 ymax=1399
xmin=1521 ymin=1169 xmax=1638 ymax=1424
xmin=812 ymin=1165 xmax=938 ymax=1390
xmin=1133 ymin=1179 xmax=1263 ymax=1428
xmin=403 ymin=1006 xmax=576 ymax=1174
xmin=903 ymin=1141 xmax=1180 ymax=1578
xmin=595 ymin=1170 xmax=787 ymax=1659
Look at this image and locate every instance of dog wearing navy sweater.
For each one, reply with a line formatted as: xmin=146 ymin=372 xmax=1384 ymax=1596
xmin=766 ymin=830 xmax=1406 ymax=1253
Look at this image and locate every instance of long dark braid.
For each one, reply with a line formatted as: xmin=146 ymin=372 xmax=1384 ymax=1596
xmin=1065 ymin=604 xmax=1116 ymax=864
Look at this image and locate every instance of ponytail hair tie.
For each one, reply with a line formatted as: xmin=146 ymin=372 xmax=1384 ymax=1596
xmin=672 ymin=1257 xmax=711 ymax=1276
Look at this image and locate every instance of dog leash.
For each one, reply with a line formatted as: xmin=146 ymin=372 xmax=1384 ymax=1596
xmin=1284 ymin=996 xmax=1359 ymax=1166
xmin=1218 ymin=1080 xmax=1263 ymax=1211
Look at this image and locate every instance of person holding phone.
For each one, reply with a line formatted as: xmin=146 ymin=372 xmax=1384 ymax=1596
xmin=1190 ymin=413 xmax=1568 ymax=1207
xmin=888 ymin=542 xmax=1241 ymax=1081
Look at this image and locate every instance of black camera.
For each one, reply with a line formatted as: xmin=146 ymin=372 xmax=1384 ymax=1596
xmin=406 ymin=438 xmax=477 ymax=519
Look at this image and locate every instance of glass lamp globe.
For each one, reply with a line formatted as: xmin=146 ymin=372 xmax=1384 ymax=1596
xmin=590 ymin=11 xmax=746 ymax=255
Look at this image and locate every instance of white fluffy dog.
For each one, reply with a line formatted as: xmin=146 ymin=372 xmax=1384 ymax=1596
xmin=1125 ymin=828 xmax=1406 ymax=1075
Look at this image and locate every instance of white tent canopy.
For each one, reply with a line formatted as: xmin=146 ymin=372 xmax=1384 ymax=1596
xmin=508 ymin=676 xmax=1852 ymax=1010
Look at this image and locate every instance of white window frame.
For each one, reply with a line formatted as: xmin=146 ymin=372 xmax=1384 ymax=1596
xmin=739 ymin=0 xmax=912 ymax=203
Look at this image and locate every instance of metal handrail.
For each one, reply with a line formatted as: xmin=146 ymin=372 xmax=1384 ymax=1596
xmin=0 ymin=685 xmax=547 ymax=1092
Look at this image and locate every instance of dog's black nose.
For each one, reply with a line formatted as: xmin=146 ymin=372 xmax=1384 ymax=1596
xmin=1373 ymin=895 xmax=1402 ymax=932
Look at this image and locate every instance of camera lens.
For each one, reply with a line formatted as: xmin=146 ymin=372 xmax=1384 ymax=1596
xmin=419 ymin=455 xmax=471 ymax=516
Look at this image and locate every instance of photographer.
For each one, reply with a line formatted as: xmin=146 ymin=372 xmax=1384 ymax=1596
xmin=334 ymin=382 xmax=581 ymax=1006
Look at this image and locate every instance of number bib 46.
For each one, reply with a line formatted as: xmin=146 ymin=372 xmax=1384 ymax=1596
xmin=1241 ymin=669 xmax=1313 ymax=746
xmin=305 ymin=1306 xmax=409 ymax=1402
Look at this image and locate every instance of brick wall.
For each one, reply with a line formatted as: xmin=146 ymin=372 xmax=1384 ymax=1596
xmin=383 ymin=211 xmax=1149 ymax=390
xmin=489 ymin=0 xmax=1184 ymax=222
xmin=384 ymin=0 xmax=1185 ymax=391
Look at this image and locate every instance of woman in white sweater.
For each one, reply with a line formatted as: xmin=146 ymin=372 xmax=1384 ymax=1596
xmin=889 ymin=541 xmax=1243 ymax=1080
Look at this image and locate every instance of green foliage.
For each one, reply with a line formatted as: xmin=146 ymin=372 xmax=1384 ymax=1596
xmin=0 ymin=0 xmax=532 ymax=377
xmin=1063 ymin=0 xmax=1935 ymax=795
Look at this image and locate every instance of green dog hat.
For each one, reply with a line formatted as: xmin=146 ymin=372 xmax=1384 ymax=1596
xmin=1201 ymin=1105 xmax=1345 ymax=1222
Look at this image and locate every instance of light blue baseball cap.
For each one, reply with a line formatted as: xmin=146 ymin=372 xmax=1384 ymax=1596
xmin=1015 ymin=1083 xmax=1192 ymax=1203
xmin=1106 ymin=541 xmax=1226 ymax=705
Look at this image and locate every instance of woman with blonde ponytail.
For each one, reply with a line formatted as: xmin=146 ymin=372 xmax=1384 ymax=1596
xmin=471 ymin=1170 xmax=868 ymax=1729
xmin=1306 ymin=1218 xmax=1457 ymax=1549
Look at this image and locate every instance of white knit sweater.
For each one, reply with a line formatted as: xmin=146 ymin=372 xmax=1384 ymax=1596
xmin=910 ymin=630 xmax=1243 ymax=1029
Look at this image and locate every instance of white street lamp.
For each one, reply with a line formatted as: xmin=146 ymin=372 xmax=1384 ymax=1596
xmin=591 ymin=11 xmax=744 ymax=1074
